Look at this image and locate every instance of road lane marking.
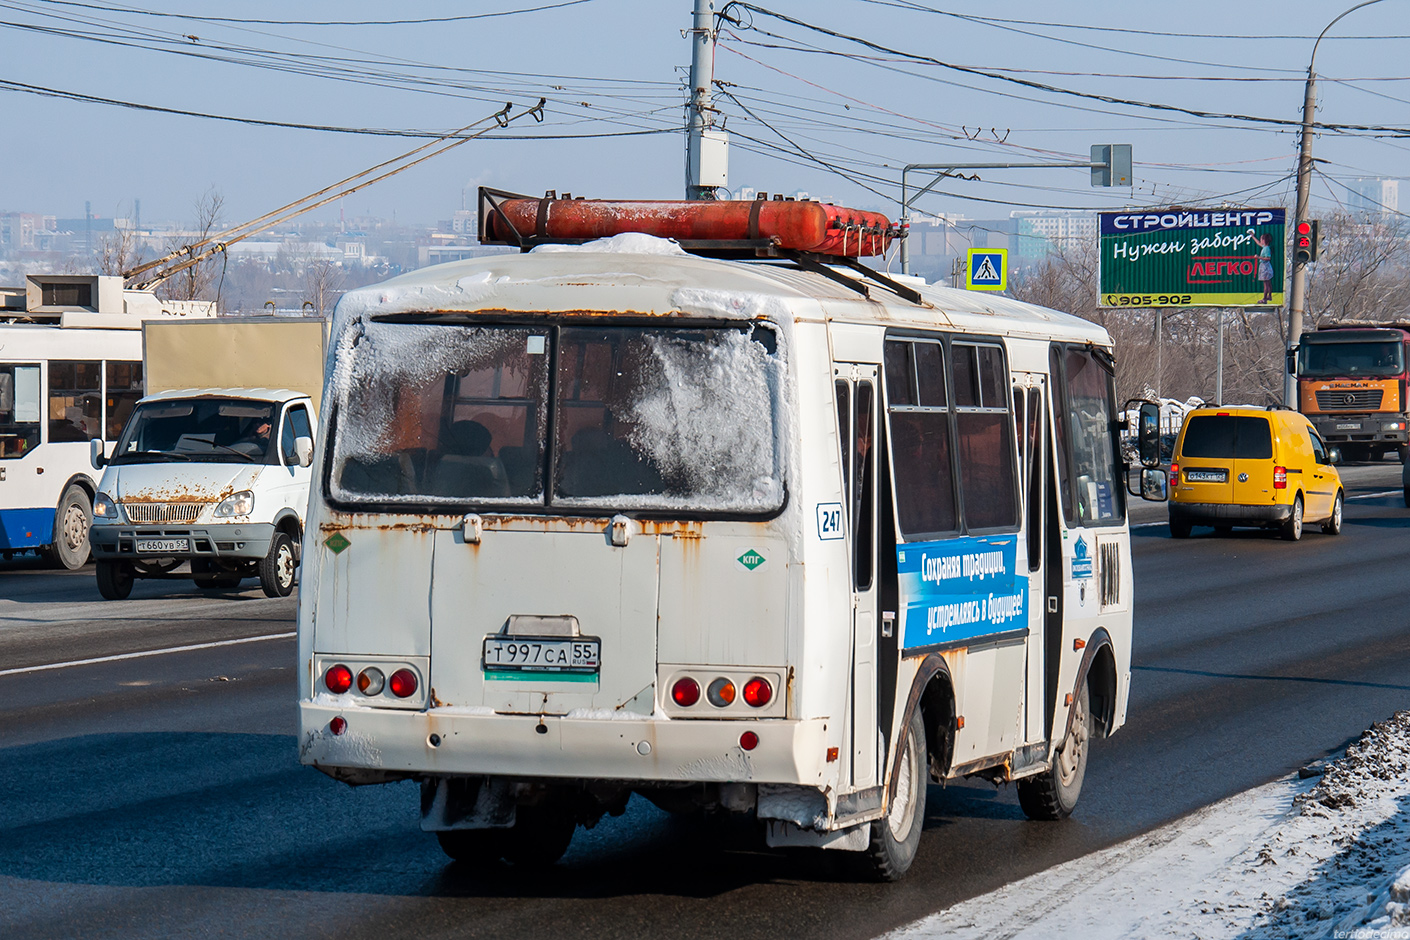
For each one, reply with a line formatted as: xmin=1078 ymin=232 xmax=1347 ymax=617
xmin=1348 ymin=489 xmax=1401 ymax=500
xmin=0 ymin=632 xmax=295 ymax=677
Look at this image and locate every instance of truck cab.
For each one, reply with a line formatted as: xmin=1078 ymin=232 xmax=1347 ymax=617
xmin=88 ymin=388 xmax=316 ymax=598
xmin=1296 ymin=324 xmax=1410 ymax=463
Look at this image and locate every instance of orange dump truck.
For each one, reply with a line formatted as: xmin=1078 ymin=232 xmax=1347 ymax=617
xmin=1297 ymin=321 xmax=1410 ymax=463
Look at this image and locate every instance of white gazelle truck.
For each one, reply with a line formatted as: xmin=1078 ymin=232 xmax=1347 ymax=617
xmin=297 ymin=192 xmax=1159 ymax=880
xmin=88 ymin=317 xmax=325 ymax=599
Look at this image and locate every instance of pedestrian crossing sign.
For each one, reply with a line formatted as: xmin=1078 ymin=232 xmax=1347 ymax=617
xmin=967 ymin=248 xmax=1007 ymax=291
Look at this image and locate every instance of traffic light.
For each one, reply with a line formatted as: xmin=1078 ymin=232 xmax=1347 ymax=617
xmin=1294 ymin=219 xmax=1319 ymax=264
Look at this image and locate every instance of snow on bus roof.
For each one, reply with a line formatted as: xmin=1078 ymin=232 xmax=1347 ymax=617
xmin=331 ymin=234 xmax=1108 ymax=347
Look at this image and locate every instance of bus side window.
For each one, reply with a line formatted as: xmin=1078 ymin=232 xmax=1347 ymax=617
xmin=1062 ymin=347 xmax=1124 ymax=525
xmin=48 ymin=360 xmax=101 ymax=442
xmin=885 ymin=339 xmax=956 ymax=540
xmin=1050 ymin=345 xmax=1075 ymax=524
xmin=954 ymin=343 xmax=1019 ymax=531
xmin=105 ymin=360 xmax=144 ymax=441
xmin=853 ymin=381 xmax=875 ymax=592
xmin=1026 ymin=387 xmax=1043 ymax=572
xmin=0 ymin=364 xmax=41 ymax=458
xmin=835 ymin=379 xmax=851 ymax=519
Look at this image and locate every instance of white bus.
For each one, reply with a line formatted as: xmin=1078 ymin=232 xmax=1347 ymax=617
xmin=298 ymin=211 xmax=1155 ymax=879
xmin=0 ymin=275 xmax=211 ymax=567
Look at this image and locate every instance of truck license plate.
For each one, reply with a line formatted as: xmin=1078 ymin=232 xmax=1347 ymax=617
xmin=135 ymin=538 xmax=189 ymax=553
xmin=483 ymin=636 xmax=600 ymax=674
xmin=1336 ymin=423 xmax=1361 ymax=430
xmin=1185 ymin=469 xmax=1226 ymax=483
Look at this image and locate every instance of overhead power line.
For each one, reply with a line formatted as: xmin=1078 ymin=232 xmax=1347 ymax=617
xmin=31 ymin=0 xmax=598 ymax=26
xmin=717 ymin=3 xmax=1410 ymax=137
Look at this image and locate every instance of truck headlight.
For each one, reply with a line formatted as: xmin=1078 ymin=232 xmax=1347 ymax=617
xmin=1384 ymin=420 xmax=1405 ymax=431
xmin=92 ymin=492 xmax=121 ymax=523
xmin=214 ymin=490 xmax=255 ymax=517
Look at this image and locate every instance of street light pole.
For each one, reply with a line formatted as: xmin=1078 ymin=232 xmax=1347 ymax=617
xmin=1286 ymin=0 xmax=1391 ymax=405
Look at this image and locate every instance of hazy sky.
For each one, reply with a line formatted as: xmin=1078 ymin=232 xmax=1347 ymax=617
xmin=2 ymin=0 xmax=1409 ymax=228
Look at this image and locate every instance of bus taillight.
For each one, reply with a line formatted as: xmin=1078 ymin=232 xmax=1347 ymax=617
xmin=743 ymin=677 xmax=773 ymax=708
xmin=389 ymin=669 xmax=418 ymax=699
xmin=671 ymin=677 xmax=701 ymax=707
xmin=324 ymin=664 xmax=353 ymax=694
xmin=707 ymin=678 xmax=737 ymax=707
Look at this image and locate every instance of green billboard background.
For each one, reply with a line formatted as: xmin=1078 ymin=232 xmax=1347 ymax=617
xmin=1098 ymin=208 xmax=1285 ymax=308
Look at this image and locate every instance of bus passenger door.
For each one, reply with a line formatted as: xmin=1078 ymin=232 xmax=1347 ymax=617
xmin=1016 ymin=375 xmax=1054 ymax=744
xmin=835 ymin=364 xmax=879 ymax=789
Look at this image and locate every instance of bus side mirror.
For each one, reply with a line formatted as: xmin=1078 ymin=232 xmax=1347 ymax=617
xmin=1140 ymin=468 xmax=1168 ymax=502
xmin=90 ymin=437 xmax=107 ymax=470
xmin=1137 ymin=401 xmax=1162 ymax=469
xmin=294 ymin=436 xmax=314 ymax=468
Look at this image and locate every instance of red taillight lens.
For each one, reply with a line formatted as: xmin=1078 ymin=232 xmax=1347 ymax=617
xmin=739 ymin=731 xmax=759 ymax=751
xmin=672 ymin=676 xmax=700 ymax=707
xmin=389 ymin=668 xmax=418 ymax=698
xmin=742 ymin=677 xmax=772 ymax=708
xmin=329 ymin=716 xmax=347 ymax=736
xmin=1169 ymin=462 xmax=1179 ymax=485
xmin=1274 ymin=466 xmax=1287 ymax=489
xmin=324 ymin=664 xmax=353 ymax=694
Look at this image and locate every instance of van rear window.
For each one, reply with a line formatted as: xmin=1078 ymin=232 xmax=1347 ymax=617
xmin=1180 ymin=415 xmax=1272 ymax=460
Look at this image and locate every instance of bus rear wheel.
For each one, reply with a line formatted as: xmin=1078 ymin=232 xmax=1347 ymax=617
xmin=435 ymin=828 xmax=506 ymax=867
xmin=95 ymin=560 xmax=135 ymax=600
xmin=1018 ymin=681 xmax=1091 ymax=821
xmin=860 ymin=707 xmax=926 ymax=882
xmin=46 ymin=485 xmax=92 ymax=570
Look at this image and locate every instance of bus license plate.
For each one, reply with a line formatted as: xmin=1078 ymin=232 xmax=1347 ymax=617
xmin=1185 ymin=469 xmax=1226 ymax=483
xmin=482 ymin=637 xmax=600 ymax=674
xmin=135 ymin=538 xmax=189 ymax=553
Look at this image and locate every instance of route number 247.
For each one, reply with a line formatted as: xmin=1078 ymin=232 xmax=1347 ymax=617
xmin=817 ymin=503 xmax=845 ymax=541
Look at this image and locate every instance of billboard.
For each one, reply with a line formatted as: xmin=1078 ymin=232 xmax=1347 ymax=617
xmin=1099 ymin=208 xmax=1284 ymax=308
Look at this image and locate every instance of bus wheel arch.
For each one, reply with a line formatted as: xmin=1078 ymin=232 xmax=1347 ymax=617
xmin=911 ymin=656 xmax=956 ymax=782
xmin=1081 ymin=633 xmax=1119 ymax=740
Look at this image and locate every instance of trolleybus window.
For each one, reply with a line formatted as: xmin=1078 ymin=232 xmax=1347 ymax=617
xmin=47 ymin=360 xmax=101 ymax=442
xmin=330 ymin=321 xmax=784 ymax=514
xmin=0 ymin=364 xmax=41 ymax=457
xmin=105 ymin=361 xmax=144 ymax=441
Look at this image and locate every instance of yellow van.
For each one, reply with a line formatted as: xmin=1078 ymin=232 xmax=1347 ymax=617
xmin=1169 ymin=406 xmax=1343 ymax=540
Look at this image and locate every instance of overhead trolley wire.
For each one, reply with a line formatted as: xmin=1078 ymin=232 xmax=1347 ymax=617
xmin=29 ymin=0 xmax=600 ymax=26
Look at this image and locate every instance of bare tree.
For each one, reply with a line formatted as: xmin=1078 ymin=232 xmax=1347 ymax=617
xmin=1306 ymin=211 xmax=1410 ymax=326
xmin=96 ymin=226 xmax=145 ymax=276
xmin=303 ymin=259 xmax=345 ymax=317
xmin=158 ymin=186 xmax=225 ymax=305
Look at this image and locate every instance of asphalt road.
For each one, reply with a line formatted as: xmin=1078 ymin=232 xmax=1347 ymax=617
xmin=1 ymin=463 xmax=1407 ymax=940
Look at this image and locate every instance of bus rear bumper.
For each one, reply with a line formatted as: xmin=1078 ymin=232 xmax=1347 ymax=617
xmin=297 ymin=702 xmax=830 ymax=786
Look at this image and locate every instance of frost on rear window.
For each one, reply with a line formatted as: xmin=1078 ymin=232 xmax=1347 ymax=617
xmin=325 ymin=319 xmax=786 ymax=514
xmin=553 ymin=326 xmax=784 ymax=512
xmin=328 ymin=322 xmax=550 ymax=505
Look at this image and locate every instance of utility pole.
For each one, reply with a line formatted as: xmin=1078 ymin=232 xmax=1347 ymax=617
xmin=685 ymin=0 xmax=727 ymax=199
xmin=1287 ymin=0 xmax=1390 ymax=405
xmin=1287 ymin=69 xmax=1317 ymax=407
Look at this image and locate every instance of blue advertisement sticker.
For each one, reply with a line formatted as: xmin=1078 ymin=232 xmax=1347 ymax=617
xmin=897 ymin=535 xmax=1028 ymax=650
xmin=1071 ymin=535 xmax=1094 ymax=580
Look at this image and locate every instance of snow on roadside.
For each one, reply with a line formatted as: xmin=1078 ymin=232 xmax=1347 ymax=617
xmin=883 ymin=711 xmax=1410 ymax=940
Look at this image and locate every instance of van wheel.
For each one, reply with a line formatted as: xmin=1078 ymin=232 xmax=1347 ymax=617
xmin=435 ymin=828 xmax=506 ymax=867
xmin=258 ymin=532 xmax=296 ymax=598
xmin=95 ymin=560 xmax=135 ymax=600
xmin=501 ymin=801 xmax=576 ymax=868
xmin=1018 ymin=681 xmax=1091 ymax=821
xmin=1398 ymin=444 xmax=1408 ymax=465
xmin=46 ymin=485 xmax=92 ymax=570
xmin=1280 ymin=494 xmax=1304 ymax=541
xmin=1169 ymin=517 xmax=1192 ymax=539
xmin=860 ymin=707 xmax=927 ymax=882
xmin=1322 ymin=492 xmax=1344 ymax=535
xmin=1404 ymin=486 xmax=1410 ymax=509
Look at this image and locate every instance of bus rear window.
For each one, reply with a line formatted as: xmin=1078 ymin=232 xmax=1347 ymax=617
xmin=329 ymin=321 xmax=785 ymax=514
xmin=1180 ymin=415 xmax=1272 ymax=460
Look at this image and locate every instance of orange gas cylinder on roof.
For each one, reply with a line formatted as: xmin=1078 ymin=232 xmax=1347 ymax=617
xmin=480 ymin=193 xmax=896 ymax=257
